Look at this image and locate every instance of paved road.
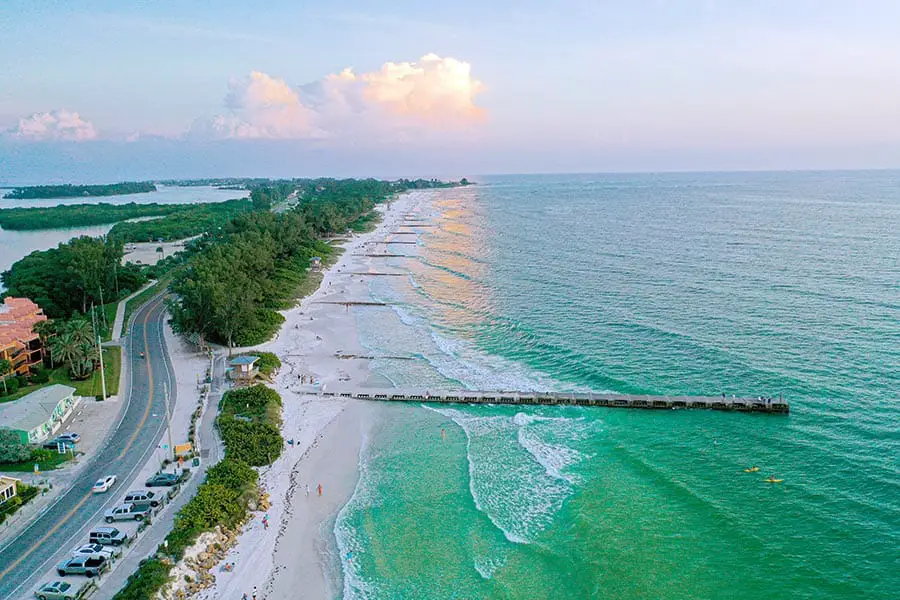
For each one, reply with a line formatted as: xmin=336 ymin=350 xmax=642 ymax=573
xmin=93 ymin=353 xmax=227 ymax=599
xmin=0 ymin=295 xmax=176 ymax=600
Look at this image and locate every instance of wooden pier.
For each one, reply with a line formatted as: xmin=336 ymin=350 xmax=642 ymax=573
xmin=315 ymin=388 xmax=789 ymax=414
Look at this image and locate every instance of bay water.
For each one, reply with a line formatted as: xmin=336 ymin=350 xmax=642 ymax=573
xmin=337 ymin=172 xmax=899 ymax=599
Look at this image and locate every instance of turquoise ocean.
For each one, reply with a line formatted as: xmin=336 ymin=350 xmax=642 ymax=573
xmin=335 ymin=172 xmax=899 ymax=600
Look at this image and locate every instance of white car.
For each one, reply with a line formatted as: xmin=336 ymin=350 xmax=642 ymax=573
xmin=92 ymin=475 xmax=116 ymax=493
xmin=71 ymin=543 xmax=114 ymax=561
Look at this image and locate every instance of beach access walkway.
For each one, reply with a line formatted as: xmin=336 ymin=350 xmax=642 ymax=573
xmin=315 ymin=388 xmax=789 ymax=414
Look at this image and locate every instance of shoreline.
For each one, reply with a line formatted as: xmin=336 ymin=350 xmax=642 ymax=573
xmin=198 ymin=190 xmax=429 ymax=599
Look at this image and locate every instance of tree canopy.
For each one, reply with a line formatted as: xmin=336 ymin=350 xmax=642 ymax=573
xmin=1 ymin=236 xmax=145 ymax=318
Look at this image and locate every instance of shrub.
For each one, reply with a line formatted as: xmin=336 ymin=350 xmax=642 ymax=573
xmin=247 ymin=351 xmax=281 ymax=376
xmin=0 ymin=377 xmax=20 ymax=396
xmin=220 ymin=384 xmax=281 ymax=418
xmin=206 ymin=458 xmax=258 ymax=490
xmin=30 ymin=448 xmax=53 ymax=463
xmin=217 ymin=417 xmax=283 ymax=467
xmin=30 ymin=367 xmax=50 ymax=384
xmin=112 ymin=558 xmax=171 ymax=600
xmin=0 ymin=430 xmax=31 ymax=463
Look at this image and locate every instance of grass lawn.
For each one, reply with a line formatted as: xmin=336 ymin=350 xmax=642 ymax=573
xmin=122 ymin=277 xmax=171 ymax=332
xmin=0 ymin=346 xmax=121 ymax=403
xmin=0 ymin=451 xmax=76 ymax=472
xmin=51 ymin=346 xmax=121 ymax=398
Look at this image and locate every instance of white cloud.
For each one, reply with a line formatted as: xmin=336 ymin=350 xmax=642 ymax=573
xmin=200 ymin=71 xmax=321 ymax=140
xmin=196 ymin=54 xmax=485 ymax=140
xmin=7 ymin=109 xmax=98 ymax=141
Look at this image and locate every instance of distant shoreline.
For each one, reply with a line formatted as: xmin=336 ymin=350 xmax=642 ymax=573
xmin=2 ymin=181 xmax=157 ymax=200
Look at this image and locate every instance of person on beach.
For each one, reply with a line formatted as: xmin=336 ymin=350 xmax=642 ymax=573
xmin=305 ymin=483 xmax=310 ymax=497
xmin=318 ymin=483 xmax=323 ymax=496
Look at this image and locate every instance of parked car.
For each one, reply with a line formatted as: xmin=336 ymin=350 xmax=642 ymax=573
xmin=92 ymin=475 xmax=116 ymax=493
xmin=122 ymin=489 xmax=161 ymax=508
xmin=71 ymin=543 xmax=114 ymax=561
xmin=42 ymin=437 xmax=75 ymax=450
xmin=56 ymin=432 xmax=81 ymax=444
xmin=56 ymin=555 xmax=108 ymax=577
xmin=88 ymin=527 xmax=128 ymax=546
xmin=145 ymin=472 xmax=180 ymax=487
xmin=104 ymin=503 xmax=151 ymax=523
xmin=34 ymin=581 xmax=77 ymax=600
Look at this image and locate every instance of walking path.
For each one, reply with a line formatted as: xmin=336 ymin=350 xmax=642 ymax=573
xmin=92 ymin=354 xmax=227 ymax=599
xmin=110 ymin=280 xmax=157 ymax=340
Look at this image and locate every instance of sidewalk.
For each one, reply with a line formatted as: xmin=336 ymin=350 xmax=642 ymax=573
xmin=111 ymin=280 xmax=157 ymax=341
xmin=92 ymin=353 xmax=227 ymax=600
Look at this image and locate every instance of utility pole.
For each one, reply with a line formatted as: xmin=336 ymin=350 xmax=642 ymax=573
xmin=164 ymin=382 xmax=174 ymax=462
xmin=97 ymin=334 xmax=107 ymax=401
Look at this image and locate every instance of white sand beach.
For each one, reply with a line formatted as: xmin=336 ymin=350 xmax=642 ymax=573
xmin=193 ymin=191 xmax=433 ymax=600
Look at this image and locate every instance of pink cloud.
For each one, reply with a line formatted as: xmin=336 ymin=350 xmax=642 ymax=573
xmin=7 ymin=109 xmax=98 ymax=141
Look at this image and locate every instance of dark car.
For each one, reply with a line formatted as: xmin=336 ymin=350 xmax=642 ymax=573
xmin=42 ymin=437 xmax=75 ymax=450
xmin=145 ymin=472 xmax=180 ymax=487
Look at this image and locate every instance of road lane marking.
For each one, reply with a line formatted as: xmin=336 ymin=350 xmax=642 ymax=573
xmin=0 ymin=297 xmax=164 ymax=586
xmin=118 ymin=299 xmax=158 ymax=459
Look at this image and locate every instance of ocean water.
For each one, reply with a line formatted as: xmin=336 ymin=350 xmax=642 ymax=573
xmin=337 ymin=173 xmax=899 ymax=600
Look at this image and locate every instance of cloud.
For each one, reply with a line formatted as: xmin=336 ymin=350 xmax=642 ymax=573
xmin=196 ymin=54 xmax=484 ymax=140
xmin=196 ymin=71 xmax=321 ymax=140
xmin=6 ymin=109 xmax=98 ymax=141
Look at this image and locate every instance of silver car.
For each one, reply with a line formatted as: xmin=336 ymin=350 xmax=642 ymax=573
xmin=34 ymin=581 xmax=78 ymax=600
xmin=71 ymin=543 xmax=114 ymax=561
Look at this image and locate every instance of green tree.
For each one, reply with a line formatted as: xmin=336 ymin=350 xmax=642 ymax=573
xmin=32 ymin=319 xmax=57 ymax=368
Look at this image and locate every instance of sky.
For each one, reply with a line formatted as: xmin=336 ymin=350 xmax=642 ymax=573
xmin=2 ymin=1 xmax=900 ymax=182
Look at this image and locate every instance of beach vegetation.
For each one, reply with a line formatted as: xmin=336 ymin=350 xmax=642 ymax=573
xmin=2 ymin=181 xmax=156 ymax=200
xmin=243 ymin=351 xmax=280 ymax=377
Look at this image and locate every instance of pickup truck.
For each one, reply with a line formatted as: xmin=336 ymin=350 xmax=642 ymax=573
xmin=103 ymin=503 xmax=151 ymax=523
xmin=56 ymin=555 xmax=109 ymax=578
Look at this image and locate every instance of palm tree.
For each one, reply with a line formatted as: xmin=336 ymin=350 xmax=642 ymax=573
xmin=0 ymin=358 xmax=11 ymax=395
xmin=50 ymin=332 xmax=99 ymax=381
xmin=64 ymin=319 xmax=94 ymax=346
xmin=32 ymin=319 xmax=57 ymax=368
xmin=50 ymin=332 xmax=80 ymax=374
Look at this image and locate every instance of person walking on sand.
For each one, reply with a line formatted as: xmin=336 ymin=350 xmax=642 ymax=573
xmin=305 ymin=483 xmax=310 ymax=497
xmin=262 ymin=514 xmax=269 ymax=529
xmin=317 ymin=483 xmax=323 ymax=497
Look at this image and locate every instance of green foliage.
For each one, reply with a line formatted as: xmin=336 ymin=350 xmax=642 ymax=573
xmin=30 ymin=448 xmax=53 ymax=462
xmin=0 ymin=429 xmax=30 ymax=462
xmin=112 ymin=558 xmax=171 ymax=600
xmin=217 ymin=418 xmax=283 ymax=466
xmin=2 ymin=235 xmax=146 ymax=318
xmin=108 ymin=199 xmax=253 ymax=243
xmin=220 ymin=384 xmax=282 ymax=418
xmin=3 ymin=181 xmax=156 ymax=200
xmin=49 ymin=318 xmax=99 ymax=379
xmin=0 ymin=377 xmax=20 ymax=396
xmin=30 ymin=366 xmax=50 ymax=384
xmin=242 ymin=351 xmax=280 ymax=377
xmin=205 ymin=457 xmax=258 ymax=489
xmin=217 ymin=384 xmax=283 ymax=466
xmin=0 ymin=201 xmax=188 ymax=230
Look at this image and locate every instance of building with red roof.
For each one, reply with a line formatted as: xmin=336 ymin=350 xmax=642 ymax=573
xmin=0 ymin=297 xmax=48 ymax=378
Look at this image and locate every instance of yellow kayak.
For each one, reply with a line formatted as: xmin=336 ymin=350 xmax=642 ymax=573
xmin=764 ymin=478 xmax=783 ymax=483
xmin=744 ymin=467 xmax=760 ymax=473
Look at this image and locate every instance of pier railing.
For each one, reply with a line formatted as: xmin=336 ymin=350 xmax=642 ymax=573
xmin=313 ymin=389 xmax=789 ymax=414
